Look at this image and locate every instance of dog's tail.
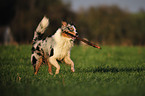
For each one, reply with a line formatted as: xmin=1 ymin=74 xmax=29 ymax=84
xmin=32 ymin=16 xmax=49 ymax=43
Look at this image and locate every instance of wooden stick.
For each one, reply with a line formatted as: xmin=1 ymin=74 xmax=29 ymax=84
xmin=64 ymin=31 xmax=102 ymax=49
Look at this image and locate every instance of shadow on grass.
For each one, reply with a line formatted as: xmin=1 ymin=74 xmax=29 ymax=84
xmin=78 ymin=67 xmax=145 ymax=73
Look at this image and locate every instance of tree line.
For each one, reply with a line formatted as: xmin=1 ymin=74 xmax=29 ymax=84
xmin=1 ymin=0 xmax=145 ymax=45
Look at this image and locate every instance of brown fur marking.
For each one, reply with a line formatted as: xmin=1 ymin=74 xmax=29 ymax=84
xmin=34 ymin=58 xmax=42 ymax=75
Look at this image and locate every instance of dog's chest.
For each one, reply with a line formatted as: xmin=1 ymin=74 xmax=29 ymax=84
xmin=54 ymin=39 xmax=73 ymax=60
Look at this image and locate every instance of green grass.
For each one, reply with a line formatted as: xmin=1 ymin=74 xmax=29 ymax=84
xmin=0 ymin=45 xmax=145 ymax=96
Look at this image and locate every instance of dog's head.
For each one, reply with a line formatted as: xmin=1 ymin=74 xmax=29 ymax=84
xmin=61 ymin=21 xmax=78 ymax=40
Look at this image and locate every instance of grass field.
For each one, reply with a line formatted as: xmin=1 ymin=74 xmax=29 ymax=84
xmin=0 ymin=45 xmax=145 ymax=96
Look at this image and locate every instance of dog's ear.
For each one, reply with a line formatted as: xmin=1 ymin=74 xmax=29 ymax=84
xmin=62 ymin=21 xmax=67 ymax=27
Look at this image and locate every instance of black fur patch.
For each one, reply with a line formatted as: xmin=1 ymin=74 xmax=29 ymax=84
xmin=41 ymin=48 xmax=44 ymax=52
xmin=37 ymin=52 xmax=42 ymax=56
xmin=32 ymin=56 xmax=37 ymax=65
xmin=50 ymin=48 xmax=54 ymax=57
xmin=42 ymin=37 xmax=46 ymax=41
xmin=31 ymin=47 xmax=35 ymax=53
xmin=38 ymin=43 xmax=41 ymax=46
xmin=37 ymin=32 xmax=42 ymax=36
xmin=32 ymin=41 xmax=36 ymax=45
xmin=34 ymin=37 xmax=38 ymax=41
xmin=37 ymin=32 xmax=44 ymax=40
xmin=32 ymin=47 xmax=35 ymax=51
xmin=33 ymin=64 xmax=36 ymax=73
xmin=36 ymin=46 xmax=40 ymax=51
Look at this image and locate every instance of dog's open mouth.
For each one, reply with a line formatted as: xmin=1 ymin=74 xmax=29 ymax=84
xmin=71 ymin=36 xmax=76 ymax=40
xmin=67 ymin=35 xmax=76 ymax=40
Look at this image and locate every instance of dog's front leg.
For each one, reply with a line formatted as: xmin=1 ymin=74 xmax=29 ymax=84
xmin=64 ymin=56 xmax=75 ymax=72
xmin=48 ymin=62 xmax=53 ymax=75
xmin=49 ymin=57 xmax=60 ymax=74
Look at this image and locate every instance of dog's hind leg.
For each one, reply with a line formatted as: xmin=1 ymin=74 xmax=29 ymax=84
xmin=64 ymin=56 xmax=75 ymax=72
xmin=45 ymin=58 xmax=53 ymax=75
xmin=34 ymin=58 xmax=42 ymax=75
xmin=49 ymin=57 xmax=60 ymax=75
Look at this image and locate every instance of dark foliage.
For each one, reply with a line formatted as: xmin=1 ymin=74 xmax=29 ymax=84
xmin=0 ymin=0 xmax=145 ymax=45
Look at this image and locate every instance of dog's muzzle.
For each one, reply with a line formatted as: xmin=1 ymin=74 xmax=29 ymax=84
xmin=64 ymin=31 xmax=78 ymax=39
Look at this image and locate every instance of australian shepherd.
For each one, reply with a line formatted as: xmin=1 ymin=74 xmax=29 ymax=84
xmin=31 ymin=16 xmax=78 ymax=75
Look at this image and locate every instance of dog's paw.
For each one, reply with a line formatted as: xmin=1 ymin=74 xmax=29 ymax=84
xmin=49 ymin=72 xmax=53 ymax=75
xmin=34 ymin=72 xmax=38 ymax=75
xmin=71 ymin=68 xmax=75 ymax=72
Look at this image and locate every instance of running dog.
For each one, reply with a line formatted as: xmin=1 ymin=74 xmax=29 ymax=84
xmin=31 ymin=16 xmax=78 ymax=75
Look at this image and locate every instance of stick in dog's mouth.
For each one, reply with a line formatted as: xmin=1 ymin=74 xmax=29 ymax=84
xmin=64 ymin=31 xmax=102 ymax=49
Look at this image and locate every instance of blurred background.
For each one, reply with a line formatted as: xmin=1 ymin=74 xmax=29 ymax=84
xmin=0 ymin=0 xmax=145 ymax=45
